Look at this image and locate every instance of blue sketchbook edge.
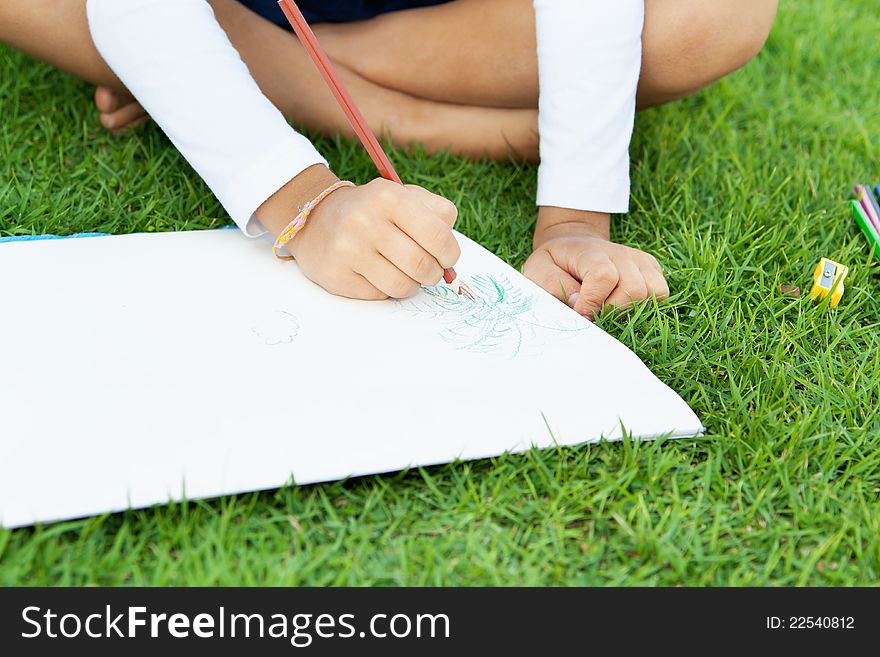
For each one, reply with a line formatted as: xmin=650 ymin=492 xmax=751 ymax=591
xmin=0 ymin=232 xmax=109 ymax=243
xmin=0 ymin=226 xmax=236 ymax=244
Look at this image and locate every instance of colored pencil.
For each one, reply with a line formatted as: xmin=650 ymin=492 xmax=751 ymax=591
xmin=864 ymin=184 xmax=880 ymax=225
xmin=277 ymin=0 xmax=474 ymax=300
xmin=851 ymin=200 xmax=880 ymax=260
xmin=854 ymin=184 xmax=880 ymax=233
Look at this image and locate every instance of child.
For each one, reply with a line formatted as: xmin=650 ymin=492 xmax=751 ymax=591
xmin=1 ymin=0 xmax=777 ymax=318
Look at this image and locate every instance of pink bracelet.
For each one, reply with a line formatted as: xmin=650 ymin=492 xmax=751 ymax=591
xmin=273 ymin=180 xmax=355 ymax=260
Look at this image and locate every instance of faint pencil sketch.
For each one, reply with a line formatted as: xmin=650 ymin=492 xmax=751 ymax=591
xmin=252 ymin=310 xmax=300 ymax=346
xmin=396 ymin=274 xmax=587 ymax=358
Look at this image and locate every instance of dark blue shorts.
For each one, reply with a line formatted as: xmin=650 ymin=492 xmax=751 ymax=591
xmin=239 ymin=0 xmax=453 ymax=25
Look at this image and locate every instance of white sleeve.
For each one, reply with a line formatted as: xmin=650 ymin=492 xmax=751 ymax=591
xmin=86 ymin=0 xmax=327 ymax=236
xmin=533 ymin=1 xmax=644 ymax=214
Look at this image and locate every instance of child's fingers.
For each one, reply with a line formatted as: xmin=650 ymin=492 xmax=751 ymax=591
xmin=572 ymin=253 xmax=619 ymax=319
xmin=521 ymin=250 xmax=581 ymax=303
xmin=640 ymin=266 xmax=670 ymax=301
xmin=388 ymin=194 xmax=461 ymax=269
xmin=403 ymin=185 xmax=459 ymax=228
xmin=376 ymin=224 xmax=444 ymax=286
xmin=323 ymin=272 xmax=388 ymax=301
xmin=605 ymin=259 xmax=648 ymax=310
xmin=355 ymin=254 xmax=422 ymax=300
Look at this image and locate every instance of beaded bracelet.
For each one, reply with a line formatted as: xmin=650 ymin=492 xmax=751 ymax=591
xmin=272 ymin=180 xmax=355 ymax=260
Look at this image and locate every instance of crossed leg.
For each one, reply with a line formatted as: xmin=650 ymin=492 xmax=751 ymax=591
xmin=319 ymin=0 xmax=778 ymax=110
xmin=1 ymin=0 xmax=777 ymax=161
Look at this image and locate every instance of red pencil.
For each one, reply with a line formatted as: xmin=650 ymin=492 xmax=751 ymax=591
xmin=277 ymin=0 xmax=474 ymax=300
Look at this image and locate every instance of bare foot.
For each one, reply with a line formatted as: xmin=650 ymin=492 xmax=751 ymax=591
xmin=94 ymin=87 xmax=149 ymax=134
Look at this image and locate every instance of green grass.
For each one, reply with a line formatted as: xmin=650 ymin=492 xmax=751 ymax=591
xmin=2 ymin=0 xmax=880 ymax=586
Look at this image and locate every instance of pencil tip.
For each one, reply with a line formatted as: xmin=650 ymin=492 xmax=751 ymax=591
xmin=458 ymin=282 xmax=476 ymax=301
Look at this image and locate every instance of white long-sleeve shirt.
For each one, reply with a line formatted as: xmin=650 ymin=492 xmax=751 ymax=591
xmin=86 ymin=0 xmax=643 ymax=236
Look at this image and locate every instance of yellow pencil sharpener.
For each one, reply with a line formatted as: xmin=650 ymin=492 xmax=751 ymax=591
xmin=809 ymin=257 xmax=848 ymax=308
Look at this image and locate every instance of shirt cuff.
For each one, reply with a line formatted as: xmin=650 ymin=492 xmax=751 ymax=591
xmin=536 ymin=161 xmax=630 ymax=214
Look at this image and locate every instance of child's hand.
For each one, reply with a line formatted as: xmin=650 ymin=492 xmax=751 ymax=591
xmin=286 ymin=176 xmax=461 ymax=300
xmin=522 ymin=208 xmax=669 ymax=320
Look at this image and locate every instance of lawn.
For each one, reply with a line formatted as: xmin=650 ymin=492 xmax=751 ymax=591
xmin=2 ymin=0 xmax=879 ymax=586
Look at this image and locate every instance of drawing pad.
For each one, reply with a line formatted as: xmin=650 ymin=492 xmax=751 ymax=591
xmin=0 ymin=230 xmax=703 ymax=528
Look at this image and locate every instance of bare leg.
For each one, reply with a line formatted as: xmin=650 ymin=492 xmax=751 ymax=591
xmin=174 ymin=0 xmax=779 ymax=155
xmin=0 ymin=0 xmax=777 ymax=161
xmin=206 ymin=0 xmax=538 ymax=159
xmin=0 ymin=0 xmax=537 ymax=159
xmin=0 ymin=1 xmax=149 ymax=132
xmin=320 ymin=0 xmax=779 ymax=110
xmin=0 ymin=1 xmax=124 ymax=88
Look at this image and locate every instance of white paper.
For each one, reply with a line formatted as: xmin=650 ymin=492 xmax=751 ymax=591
xmin=0 ymin=230 xmax=702 ymax=528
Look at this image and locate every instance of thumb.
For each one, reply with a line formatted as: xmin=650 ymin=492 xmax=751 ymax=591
xmin=522 ymin=249 xmax=582 ymax=305
xmin=404 ymin=184 xmax=458 ymax=228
